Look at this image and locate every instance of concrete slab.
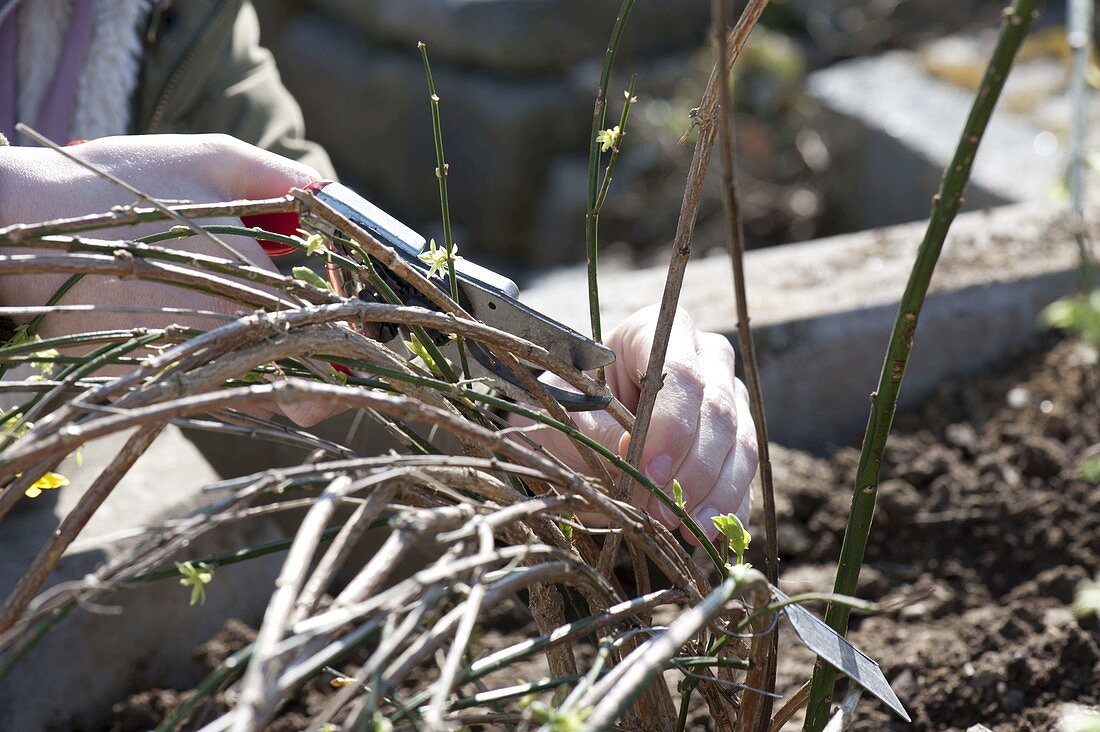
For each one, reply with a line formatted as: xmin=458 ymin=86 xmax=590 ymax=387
xmin=522 ymin=195 xmax=1093 ymax=451
xmin=314 ymin=0 xmax=709 ymax=75
xmin=807 ymin=48 xmax=1075 ymax=231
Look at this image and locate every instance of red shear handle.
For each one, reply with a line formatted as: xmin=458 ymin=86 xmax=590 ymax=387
xmin=239 ymin=180 xmax=349 ymax=377
xmin=241 ymin=180 xmax=334 ymax=257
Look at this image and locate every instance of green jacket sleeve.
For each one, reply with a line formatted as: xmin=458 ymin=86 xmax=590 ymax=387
xmin=134 ymin=0 xmax=336 ymax=180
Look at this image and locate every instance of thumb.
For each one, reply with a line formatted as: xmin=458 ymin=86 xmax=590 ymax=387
xmin=215 ymin=137 xmax=322 ymax=200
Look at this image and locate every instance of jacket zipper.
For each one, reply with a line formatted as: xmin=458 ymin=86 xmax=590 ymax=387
xmin=144 ymin=0 xmax=237 ymax=132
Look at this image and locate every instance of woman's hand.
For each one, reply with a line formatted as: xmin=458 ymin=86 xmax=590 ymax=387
xmin=512 ymin=305 xmax=757 ymax=542
xmin=0 ymin=133 xmax=319 ymax=230
xmin=0 ymin=134 xmax=318 ymax=318
xmin=0 ymin=134 xmax=331 ymax=425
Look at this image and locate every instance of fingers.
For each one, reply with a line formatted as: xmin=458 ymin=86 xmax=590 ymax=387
xmin=644 ymin=332 xmax=740 ymax=528
xmin=605 ymin=308 xmax=757 ymax=542
xmin=612 ymin=307 xmax=706 ymax=494
xmin=502 ymin=305 xmax=758 ymax=551
xmin=683 ymin=379 xmax=757 ymax=545
xmin=629 ymin=329 xmax=757 ymax=546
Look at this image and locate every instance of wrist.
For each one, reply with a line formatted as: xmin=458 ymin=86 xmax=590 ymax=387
xmin=0 ymin=146 xmax=92 ymax=228
xmin=0 ymin=146 xmax=42 ymax=228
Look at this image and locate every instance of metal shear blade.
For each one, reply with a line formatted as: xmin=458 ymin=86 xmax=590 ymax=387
xmin=301 ymin=183 xmax=615 ymax=410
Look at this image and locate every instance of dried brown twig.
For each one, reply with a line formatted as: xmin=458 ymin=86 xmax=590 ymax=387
xmin=0 ymin=196 xmax=295 ymax=244
xmin=0 ymin=202 xmax=783 ymax=728
xmin=15 ymin=123 xmax=260 ymax=267
xmin=712 ymin=0 xmax=780 ymax=722
xmin=614 ymin=0 xmax=768 ymax=500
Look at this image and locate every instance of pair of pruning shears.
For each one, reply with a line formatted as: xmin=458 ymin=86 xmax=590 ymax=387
xmin=242 ymin=182 xmax=614 ymax=411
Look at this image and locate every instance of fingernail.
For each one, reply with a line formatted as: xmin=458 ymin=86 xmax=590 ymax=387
xmin=693 ymin=505 xmax=720 ymax=534
xmin=645 ymin=455 xmax=673 ymax=486
xmin=657 ymin=500 xmax=680 ymax=527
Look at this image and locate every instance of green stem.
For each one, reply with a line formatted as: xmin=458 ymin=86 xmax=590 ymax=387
xmin=0 ymin=329 xmax=175 ymax=360
xmin=0 ymin=274 xmax=85 ymax=380
xmin=418 ymin=42 xmax=471 ymax=380
xmin=803 ymin=2 xmax=1040 ymax=727
xmin=592 ymin=76 xmax=638 ymax=214
xmin=28 ymin=274 xmax=85 ymax=336
xmin=139 ymin=224 xmax=361 ymax=275
xmin=0 ymin=354 xmax=138 ymax=368
xmin=559 ymin=635 xmax=618 ymax=712
xmin=0 ymin=332 xmax=166 ymax=451
xmin=670 ymin=656 xmax=751 ymax=670
xmin=128 ymin=524 xmax=354 ymax=584
xmin=676 ymin=685 xmax=692 ymax=731
xmin=586 ymin=0 xmax=637 ymax=344
xmin=0 ymin=605 xmax=73 ymax=683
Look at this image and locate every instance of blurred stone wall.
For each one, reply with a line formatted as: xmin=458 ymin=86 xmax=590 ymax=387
xmin=256 ymin=0 xmax=712 ymax=270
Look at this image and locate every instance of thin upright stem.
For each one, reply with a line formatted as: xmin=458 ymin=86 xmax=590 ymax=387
xmin=418 ymin=42 xmax=471 ymax=379
xmin=586 ymin=0 xmax=638 ymax=344
xmin=803 ymin=1 xmax=1041 ymax=727
xmin=711 ymin=0 xmax=779 ymax=726
xmin=593 ymin=79 xmax=639 ymax=212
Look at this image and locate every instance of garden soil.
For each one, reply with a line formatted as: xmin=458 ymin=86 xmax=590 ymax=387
xmin=109 ymin=335 xmax=1099 ymax=731
xmin=764 ymin=334 xmax=1099 ymax=730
